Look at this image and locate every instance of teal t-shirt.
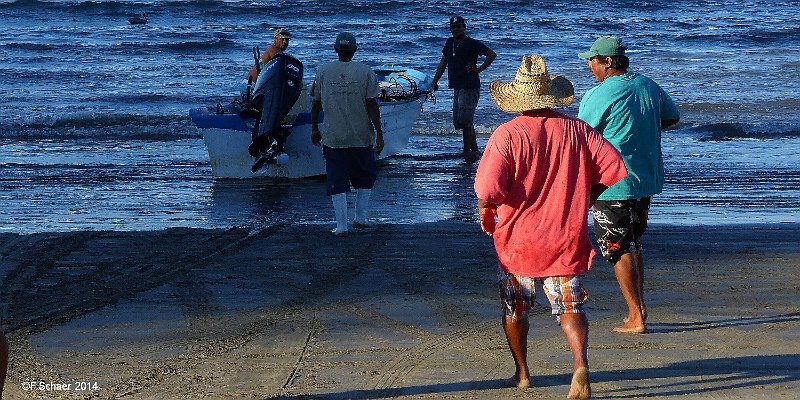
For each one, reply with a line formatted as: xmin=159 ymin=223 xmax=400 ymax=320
xmin=578 ymin=72 xmax=679 ymax=200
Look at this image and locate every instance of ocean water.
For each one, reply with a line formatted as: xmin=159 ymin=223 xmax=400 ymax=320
xmin=1 ymin=0 xmax=799 ymax=233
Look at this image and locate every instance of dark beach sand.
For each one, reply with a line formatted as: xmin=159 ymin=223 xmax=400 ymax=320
xmin=1 ymin=221 xmax=798 ymax=399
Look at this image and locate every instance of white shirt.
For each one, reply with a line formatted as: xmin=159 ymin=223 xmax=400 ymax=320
xmin=311 ymin=60 xmax=380 ymax=148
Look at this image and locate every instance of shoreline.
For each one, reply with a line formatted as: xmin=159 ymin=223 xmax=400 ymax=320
xmin=1 ymin=221 xmax=798 ymax=399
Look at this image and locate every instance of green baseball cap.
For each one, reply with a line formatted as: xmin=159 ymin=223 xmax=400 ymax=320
xmin=334 ymin=32 xmax=358 ymax=51
xmin=579 ymin=36 xmax=627 ymax=59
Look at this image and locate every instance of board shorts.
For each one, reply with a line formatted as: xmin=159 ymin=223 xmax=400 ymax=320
xmin=452 ymin=88 xmax=480 ymax=129
xmin=323 ymin=145 xmax=377 ymax=196
xmin=499 ymin=271 xmax=589 ymax=323
xmin=592 ymin=197 xmax=651 ymax=263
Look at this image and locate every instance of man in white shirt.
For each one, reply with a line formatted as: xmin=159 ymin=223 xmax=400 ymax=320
xmin=311 ymin=32 xmax=384 ymax=236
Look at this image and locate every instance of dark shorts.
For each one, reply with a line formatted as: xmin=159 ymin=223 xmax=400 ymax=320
xmin=452 ymin=88 xmax=480 ymax=129
xmin=323 ymin=145 xmax=377 ymax=196
xmin=592 ymin=198 xmax=651 ymax=263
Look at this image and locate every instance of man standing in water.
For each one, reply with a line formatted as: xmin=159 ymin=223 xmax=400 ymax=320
xmin=311 ymin=32 xmax=383 ymax=236
xmin=475 ymin=55 xmax=627 ymax=399
xmin=578 ymin=36 xmax=680 ymax=334
xmin=431 ymin=15 xmax=496 ymax=161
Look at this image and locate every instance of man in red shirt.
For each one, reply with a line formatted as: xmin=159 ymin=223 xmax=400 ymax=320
xmin=475 ymin=55 xmax=627 ymax=399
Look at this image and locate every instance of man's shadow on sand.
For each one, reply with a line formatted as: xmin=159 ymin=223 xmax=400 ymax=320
xmin=646 ymin=312 xmax=800 ymax=334
xmin=272 ymin=353 xmax=800 ymax=399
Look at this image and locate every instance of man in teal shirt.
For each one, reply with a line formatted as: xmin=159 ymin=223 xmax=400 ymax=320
xmin=578 ymin=36 xmax=679 ymax=334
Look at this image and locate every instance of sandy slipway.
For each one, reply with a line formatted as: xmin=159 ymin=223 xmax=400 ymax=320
xmin=1 ymin=221 xmax=798 ymax=399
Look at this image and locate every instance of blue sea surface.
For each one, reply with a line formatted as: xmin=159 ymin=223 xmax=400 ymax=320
xmin=1 ymin=0 xmax=799 ymax=233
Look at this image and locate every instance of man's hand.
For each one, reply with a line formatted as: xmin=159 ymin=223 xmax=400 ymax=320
xmin=311 ymin=126 xmax=321 ymax=146
xmin=478 ymin=203 xmax=497 ymax=237
xmin=375 ymin=133 xmax=384 ymax=155
xmin=311 ymin=99 xmax=323 ymax=146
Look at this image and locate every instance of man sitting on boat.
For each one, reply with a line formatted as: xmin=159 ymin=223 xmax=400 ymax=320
xmin=247 ymin=28 xmax=292 ymax=84
xmin=242 ymin=28 xmax=302 ymax=170
xmin=241 ymin=28 xmax=292 ymax=100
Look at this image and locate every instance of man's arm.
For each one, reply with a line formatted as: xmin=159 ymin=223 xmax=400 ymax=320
xmin=248 ymin=46 xmax=280 ymax=82
xmin=365 ymin=98 xmax=383 ymax=154
xmin=661 ymin=118 xmax=679 ymax=129
xmin=477 ymin=48 xmax=496 ymax=73
xmin=590 ymin=184 xmax=609 ymax=206
xmin=660 ymin=88 xmax=680 ymax=130
xmin=430 ymin=54 xmax=447 ymax=92
xmin=261 ymin=45 xmax=279 ymax=64
xmin=311 ymin=99 xmax=322 ymax=146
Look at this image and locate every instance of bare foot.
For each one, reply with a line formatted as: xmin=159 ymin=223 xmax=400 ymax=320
xmin=624 ymin=309 xmax=647 ymax=324
xmin=567 ymin=367 xmax=591 ymax=399
xmin=613 ymin=322 xmax=647 ymax=334
xmin=507 ymin=375 xmax=531 ymax=389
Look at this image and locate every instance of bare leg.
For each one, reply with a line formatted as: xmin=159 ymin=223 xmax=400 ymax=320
xmin=502 ymin=315 xmax=531 ymax=388
xmin=613 ymin=252 xmax=646 ymax=333
xmin=635 ymin=251 xmax=647 ymax=321
xmin=462 ymin=127 xmax=479 ymax=160
xmin=560 ymin=313 xmax=589 ymax=369
xmin=561 ymin=313 xmax=590 ymax=399
xmin=465 ymin=126 xmax=478 ymax=153
xmin=623 ymin=250 xmax=648 ymax=323
xmin=567 ymin=368 xmax=591 ymax=399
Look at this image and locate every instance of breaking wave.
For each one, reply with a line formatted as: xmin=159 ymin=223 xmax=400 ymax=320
xmin=689 ymin=123 xmax=800 ymax=142
xmin=0 ymin=113 xmax=200 ymax=140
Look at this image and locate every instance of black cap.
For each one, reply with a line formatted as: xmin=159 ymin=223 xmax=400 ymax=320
xmin=449 ymin=15 xmax=465 ymax=26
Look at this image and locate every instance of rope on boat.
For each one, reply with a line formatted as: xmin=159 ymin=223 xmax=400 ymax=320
xmin=379 ymin=73 xmax=429 ymax=102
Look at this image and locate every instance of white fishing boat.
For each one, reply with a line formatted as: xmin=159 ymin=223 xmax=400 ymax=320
xmin=190 ymin=66 xmax=432 ymax=179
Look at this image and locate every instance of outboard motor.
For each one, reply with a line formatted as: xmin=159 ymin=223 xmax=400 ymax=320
xmin=246 ymin=53 xmax=304 ymax=171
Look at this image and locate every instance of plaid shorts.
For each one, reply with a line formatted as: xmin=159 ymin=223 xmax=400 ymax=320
xmin=592 ymin=198 xmax=651 ymax=263
xmin=499 ymin=271 xmax=589 ymax=322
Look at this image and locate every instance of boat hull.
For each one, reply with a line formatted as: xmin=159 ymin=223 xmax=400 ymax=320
xmin=201 ymin=98 xmax=422 ymax=178
xmin=193 ymin=66 xmax=430 ymax=179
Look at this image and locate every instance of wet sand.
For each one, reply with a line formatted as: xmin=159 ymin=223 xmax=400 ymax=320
xmin=1 ymin=221 xmax=798 ymax=399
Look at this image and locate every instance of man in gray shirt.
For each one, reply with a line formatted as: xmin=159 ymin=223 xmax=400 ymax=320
xmin=311 ymin=32 xmax=384 ymax=236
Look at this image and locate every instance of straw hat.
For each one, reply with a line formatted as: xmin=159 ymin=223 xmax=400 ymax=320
xmin=488 ymin=55 xmax=574 ymax=113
